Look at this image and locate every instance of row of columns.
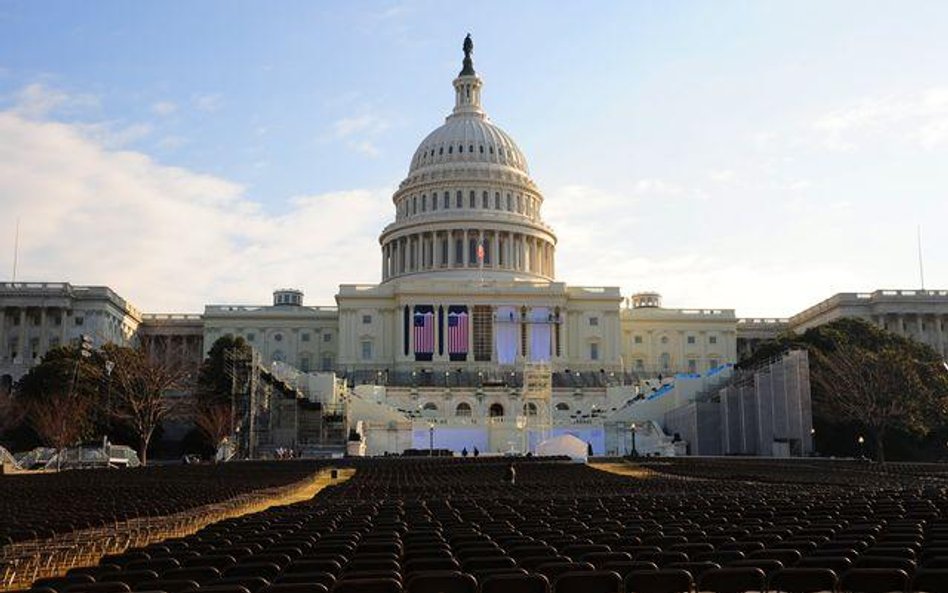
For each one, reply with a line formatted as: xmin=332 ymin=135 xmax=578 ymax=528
xmin=0 ymin=307 xmax=68 ymax=363
xmin=876 ymin=314 xmax=948 ymax=356
xmin=383 ymin=230 xmax=554 ymax=280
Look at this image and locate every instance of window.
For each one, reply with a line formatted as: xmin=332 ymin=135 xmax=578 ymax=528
xmin=444 ymin=192 xmax=450 ymax=209
xmin=274 ymin=333 xmax=283 ymax=342
xmin=412 ymin=196 xmax=417 ymax=214
xmin=660 ymin=336 xmax=668 ymax=344
xmin=506 ymin=193 xmax=512 ymax=210
xmin=422 ymin=402 xmax=438 ymax=412
xmin=494 ymin=192 xmax=501 ymax=209
xmin=300 ymin=355 xmax=310 ymax=372
xmin=687 ymin=336 xmax=696 ymax=345
xmin=321 ymin=355 xmax=333 ymax=371
xmin=323 ymin=333 xmax=332 ymax=342
xmin=247 ymin=333 xmax=255 ymax=342
xmin=458 ymin=144 xmax=463 ymax=153
xmin=710 ymin=359 xmax=720 ymax=368
xmin=482 ymin=191 xmax=488 ymax=208
xmin=555 ymin=402 xmax=570 ymax=411
xmin=688 ymin=359 xmax=697 ymax=373
xmin=272 ymin=350 xmax=286 ymax=363
xmin=361 ymin=341 xmax=373 ymax=361
xmin=469 ymin=190 xmax=475 ymax=208
xmin=523 ymin=402 xmax=538 ymax=416
xmin=456 ymin=191 xmax=462 ymax=208
xmin=590 ymin=342 xmax=599 ymax=361
xmin=634 ymin=335 xmax=643 ymax=344
xmin=661 ymin=352 xmax=671 ymax=370
xmin=431 ymin=194 xmax=437 ymax=210
xmin=709 ymin=336 xmax=718 ymax=344
xmin=456 ymin=402 xmax=472 ymax=416
xmin=635 ymin=359 xmax=644 ymax=370
xmin=75 ymin=316 xmax=84 ymax=326
xmin=422 ymin=194 xmax=427 ymax=211
xmin=301 ymin=333 xmax=310 ymax=342
xmin=489 ymin=403 xmax=504 ymax=417
xmin=589 ymin=317 xmax=599 ymax=327
xmin=362 ymin=314 xmax=372 ymax=324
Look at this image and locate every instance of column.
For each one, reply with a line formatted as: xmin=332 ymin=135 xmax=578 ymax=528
xmin=447 ymin=231 xmax=455 ymax=268
xmin=491 ymin=231 xmax=499 ymax=269
xmin=463 ymin=230 xmax=470 ymax=267
xmin=434 ymin=232 xmax=442 ymax=268
xmin=382 ymin=244 xmax=388 ymax=280
xmin=18 ymin=308 xmax=27 ymax=363
xmin=39 ymin=307 xmax=47 ymax=356
xmin=0 ymin=308 xmax=5 ymax=361
xmin=478 ymin=229 xmax=485 ymax=266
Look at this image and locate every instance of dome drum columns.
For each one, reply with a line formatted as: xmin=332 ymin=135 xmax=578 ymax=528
xmin=381 ymin=229 xmax=555 ymax=280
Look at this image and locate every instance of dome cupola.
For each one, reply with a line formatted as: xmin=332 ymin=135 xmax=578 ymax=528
xmin=379 ymin=35 xmax=557 ymax=284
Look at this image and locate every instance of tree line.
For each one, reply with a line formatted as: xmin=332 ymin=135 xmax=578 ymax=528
xmin=0 ymin=335 xmax=252 ymax=465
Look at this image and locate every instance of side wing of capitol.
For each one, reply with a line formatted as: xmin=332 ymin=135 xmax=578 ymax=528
xmin=2 ymin=39 xmax=946 ymax=457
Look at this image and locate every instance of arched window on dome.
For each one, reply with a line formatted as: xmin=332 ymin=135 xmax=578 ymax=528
xmin=494 ymin=192 xmax=500 ymax=209
xmin=456 ymin=191 xmax=462 ymax=208
xmin=455 ymin=238 xmax=463 ymax=265
xmin=482 ymin=191 xmax=488 ymax=209
xmin=489 ymin=145 xmax=494 ymax=154
xmin=439 ymin=147 xmax=443 ymax=155
xmin=516 ymin=194 xmax=522 ymax=213
xmin=468 ymin=237 xmax=478 ymax=266
xmin=555 ymin=402 xmax=570 ymax=412
xmin=448 ymin=146 xmax=453 ymax=154
xmin=443 ymin=192 xmax=449 ymax=209
xmin=458 ymin=144 xmax=463 ymax=153
xmin=469 ymin=144 xmax=474 ymax=153
xmin=506 ymin=193 xmax=512 ymax=211
xmin=479 ymin=145 xmax=484 ymax=154
xmin=469 ymin=191 xmax=475 ymax=208
xmin=422 ymin=194 xmax=427 ymax=212
xmin=412 ymin=196 xmax=417 ymax=215
xmin=432 ymin=194 xmax=437 ymax=210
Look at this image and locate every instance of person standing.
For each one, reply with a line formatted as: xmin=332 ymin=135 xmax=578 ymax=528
xmin=504 ymin=462 xmax=516 ymax=486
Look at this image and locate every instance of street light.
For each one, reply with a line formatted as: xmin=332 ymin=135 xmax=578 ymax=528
xmin=104 ymin=359 xmax=115 ymax=435
xmin=428 ymin=422 xmax=435 ymax=456
xmin=857 ymin=435 xmax=866 ymax=459
xmin=630 ymin=421 xmax=638 ymax=458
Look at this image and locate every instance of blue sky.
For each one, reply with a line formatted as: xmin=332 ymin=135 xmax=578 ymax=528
xmin=1 ymin=1 xmax=946 ymax=315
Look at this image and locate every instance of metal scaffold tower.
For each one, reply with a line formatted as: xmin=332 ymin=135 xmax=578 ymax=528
xmin=520 ymin=362 xmax=553 ymax=452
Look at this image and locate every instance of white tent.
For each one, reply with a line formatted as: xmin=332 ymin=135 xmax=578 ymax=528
xmin=537 ymin=434 xmax=588 ymax=462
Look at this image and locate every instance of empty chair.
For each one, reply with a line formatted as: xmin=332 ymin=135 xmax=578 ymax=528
xmin=913 ymin=569 xmax=948 ymax=593
xmin=535 ymin=562 xmax=595 ymax=581
xmin=552 ymin=570 xmax=622 ymax=593
xmin=480 ymin=573 xmax=550 ymax=593
xmin=214 ymin=576 xmax=271 ymax=593
xmin=224 ymin=563 xmax=282 ymax=581
xmin=261 ymin=586 xmax=328 ymax=593
xmin=838 ymin=568 xmax=910 ymax=593
xmin=561 ymin=544 xmax=611 ymax=559
xmin=599 ymin=561 xmax=659 ymax=580
xmin=698 ymin=567 xmax=767 ymax=593
xmin=403 ymin=558 xmax=459 ymax=574
xmin=748 ymin=549 xmax=801 ymax=567
xmin=665 ymin=561 xmax=720 ymax=580
xmin=852 ymin=556 xmax=916 ymax=574
xmin=624 ymin=569 xmax=694 ymax=593
xmin=126 ymin=559 xmax=181 ymax=573
xmin=729 ymin=559 xmax=784 ymax=576
xmin=330 ymin=577 xmax=402 ymax=593
xmin=344 ymin=559 xmax=400 ymax=574
xmin=520 ymin=556 xmax=572 ymax=571
xmin=67 ymin=567 xmax=121 ymax=580
xmin=768 ymin=568 xmax=837 ymax=593
xmin=163 ymin=567 xmax=222 ymax=584
xmin=286 ymin=560 xmax=342 ymax=576
xmin=404 ymin=571 xmax=476 ymax=593
xmin=581 ymin=552 xmax=633 ymax=569
xmin=98 ymin=571 xmax=161 ymax=588
xmin=635 ymin=552 xmax=689 ymax=567
xmin=35 ymin=576 xmax=94 ymax=592
xmin=274 ymin=572 xmax=336 ymax=587
xmin=64 ymin=584 xmax=132 ymax=593
xmin=184 ymin=555 xmax=237 ymax=571
xmin=133 ymin=580 xmax=200 ymax=593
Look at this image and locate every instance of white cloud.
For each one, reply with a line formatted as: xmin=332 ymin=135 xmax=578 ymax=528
xmin=193 ymin=93 xmax=222 ymax=113
xmin=13 ymin=83 xmax=99 ymax=118
xmin=0 ymin=108 xmax=390 ymax=312
xmin=151 ymin=101 xmax=177 ymax=116
xmin=813 ymin=87 xmax=948 ymax=151
xmin=329 ymin=112 xmax=390 ymax=158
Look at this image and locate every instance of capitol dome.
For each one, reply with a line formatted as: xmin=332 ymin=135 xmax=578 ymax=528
xmin=379 ymin=35 xmax=557 ymax=284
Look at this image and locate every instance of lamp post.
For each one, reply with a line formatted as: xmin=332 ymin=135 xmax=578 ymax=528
xmin=104 ymin=359 xmax=115 ymax=436
xmin=630 ymin=421 xmax=638 ymax=458
xmin=857 ymin=435 xmax=866 ymax=460
xmin=428 ymin=422 xmax=435 ymax=456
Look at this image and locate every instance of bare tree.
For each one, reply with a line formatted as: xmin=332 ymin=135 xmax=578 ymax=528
xmin=810 ymin=342 xmax=945 ymax=463
xmin=193 ymin=402 xmax=232 ymax=450
xmin=107 ymin=344 xmax=195 ymax=465
xmin=27 ymin=391 xmax=89 ymax=452
xmin=0 ymin=388 xmax=24 ymax=438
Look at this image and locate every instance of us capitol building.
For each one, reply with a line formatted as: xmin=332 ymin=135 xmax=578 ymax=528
xmin=2 ymin=38 xmax=946 ymax=456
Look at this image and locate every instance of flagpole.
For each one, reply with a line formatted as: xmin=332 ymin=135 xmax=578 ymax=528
xmin=12 ymin=217 xmax=20 ymax=282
